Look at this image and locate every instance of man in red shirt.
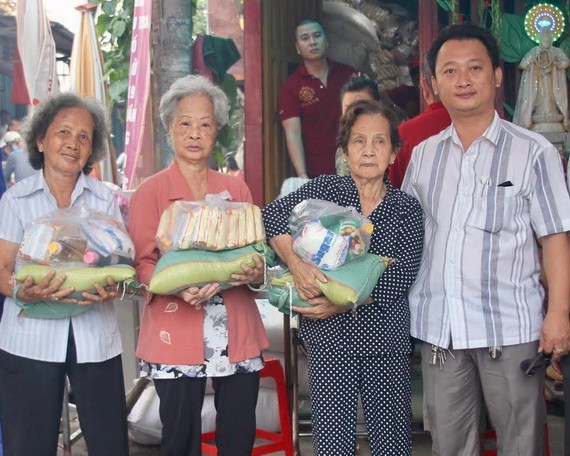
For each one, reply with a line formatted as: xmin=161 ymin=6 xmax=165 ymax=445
xmin=389 ymin=62 xmax=452 ymax=188
xmin=279 ymin=19 xmax=355 ymax=178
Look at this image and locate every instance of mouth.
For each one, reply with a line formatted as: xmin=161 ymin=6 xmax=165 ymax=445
xmin=456 ymin=91 xmax=476 ymax=99
xmin=61 ymin=153 xmax=79 ymax=161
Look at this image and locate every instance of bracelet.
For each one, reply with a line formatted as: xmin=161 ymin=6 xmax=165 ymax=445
xmin=12 ymin=283 xmax=22 ymax=302
xmin=12 ymin=284 xmax=30 ymax=310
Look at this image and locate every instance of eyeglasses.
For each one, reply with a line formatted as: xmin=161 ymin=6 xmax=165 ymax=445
xmin=520 ymin=352 xmax=551 ymax=376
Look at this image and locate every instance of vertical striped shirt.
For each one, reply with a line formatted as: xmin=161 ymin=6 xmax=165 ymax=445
xmin=402 ymin=113 xmax=570 ymax=349
xmin=0 ymin=171 xmax=123 ymax=363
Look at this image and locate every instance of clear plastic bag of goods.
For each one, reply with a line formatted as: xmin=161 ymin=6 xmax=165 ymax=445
xmin=155 ymin=191 xmax=265 ymax=252
xmin=288 ymin=199 xmax=373 ymax=270
xmin=18 ymin=207 xmax=135 ymax=267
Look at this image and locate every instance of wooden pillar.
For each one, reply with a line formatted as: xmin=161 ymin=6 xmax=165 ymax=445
xmin=418 ymin=0 xmax=439 ymax=112
xmin=243 ymin=0 xmax=264 ymax=206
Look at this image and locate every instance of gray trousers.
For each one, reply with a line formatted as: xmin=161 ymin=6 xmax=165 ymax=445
xmin=421 ymin=341 xmax=545 ymax=456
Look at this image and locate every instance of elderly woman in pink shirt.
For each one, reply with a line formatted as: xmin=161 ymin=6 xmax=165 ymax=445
xmin=128 ymin=75 xmax=269 ymax=456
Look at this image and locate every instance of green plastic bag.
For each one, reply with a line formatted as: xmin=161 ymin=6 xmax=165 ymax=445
xmin=268 ymin=254 xmax=388 ymax=315
xmin=149 ymin=243 xmax=275 ymax=295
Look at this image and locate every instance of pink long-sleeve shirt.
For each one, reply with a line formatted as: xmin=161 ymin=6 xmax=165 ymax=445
xmin=129 ymin=161 xmax=269 ymax=365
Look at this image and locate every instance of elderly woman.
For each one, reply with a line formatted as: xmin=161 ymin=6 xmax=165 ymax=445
xmin=263 ymin=100 xmax=424 ymax=455
xmin=336 ymin=76 xmax=381 ymax=175
xmin=128 ymin=75 xmax=268 ymax=456
xmin=0 ymin=93 xmax=128 ymax=455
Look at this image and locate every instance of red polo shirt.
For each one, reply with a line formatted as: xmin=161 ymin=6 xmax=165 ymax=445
xmin=279 ymin=59 xmax=355 ymax=177
xmin=389 ymin=101 xmax=452 ymax=188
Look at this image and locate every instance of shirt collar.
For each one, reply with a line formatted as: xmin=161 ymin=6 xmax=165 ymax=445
xmin=442 ymin=111 xmax=502 ymax=147
xmin=164 ymin=160 xmax=189 ymax=200
xmin=299 ymin=59 xmax=336 ymax=78
xmin=10 ymin=170 xmax=109 ymax=205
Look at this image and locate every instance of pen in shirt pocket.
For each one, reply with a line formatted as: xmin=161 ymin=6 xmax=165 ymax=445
xmin=497 ymin=181 xmax=513 ymax=187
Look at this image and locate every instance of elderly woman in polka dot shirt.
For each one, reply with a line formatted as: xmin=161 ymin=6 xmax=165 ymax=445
xmin=262 ymin=100 xmax=424 ymax=456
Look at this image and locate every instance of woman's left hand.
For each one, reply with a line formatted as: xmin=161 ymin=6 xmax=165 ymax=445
xmin=293 ymin=296 xmax=348 ymax=320
xmin=178 ymin=283 xmax=221 ymax=308
xmin=78 ymin=277 xmax=119 ymax=305
xmin=229 ymin=255 xmax=265 ymax=287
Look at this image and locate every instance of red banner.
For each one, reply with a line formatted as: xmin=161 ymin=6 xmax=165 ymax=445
xmin=124 ymin=0 xmax=153 ymax=189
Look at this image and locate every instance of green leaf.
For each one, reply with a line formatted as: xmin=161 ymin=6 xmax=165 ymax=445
xmin=101 ymin=0 xmax=116 ymax=16
xmin=96 ymin=15 xmax=109 ymax=36
xmin=112 ymin=20 xmax=127 ymax=37
xmin=109 ymin=80 xmax=128 ymax=102
xmin=499 ymin=13 xmax=535 ymax=63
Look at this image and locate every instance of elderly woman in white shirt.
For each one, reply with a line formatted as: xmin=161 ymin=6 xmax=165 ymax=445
xmin=0 ymin=93 xmax=128 ymax=456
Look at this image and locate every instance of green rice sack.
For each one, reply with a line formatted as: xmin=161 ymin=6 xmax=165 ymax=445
xmin=149 ymin=243 xmax=274 ymax=295
xmin=268 ymin=254 xmax=388 ymax=315
xmin=12 ymin=264 xmax=137 ymax=319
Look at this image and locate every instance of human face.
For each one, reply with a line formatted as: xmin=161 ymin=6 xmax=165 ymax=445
xmin=432 ymin=39 xmax=501 ymax=119
xmin=344 ymin=114 xmax=397 ymax=181
xmin=170 ymin=94 xmax=217 ymax=166
xmin=341 ymin=90 xmax=375 ymax=115
xmin=37 ymin=107 xmax=95 ymax=177
xmin=295 ymin=22 xmax=328 ymax=61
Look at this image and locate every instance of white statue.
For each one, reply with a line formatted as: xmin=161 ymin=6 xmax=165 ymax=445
xmin=513 ymin=29 xmax=570 ymax=133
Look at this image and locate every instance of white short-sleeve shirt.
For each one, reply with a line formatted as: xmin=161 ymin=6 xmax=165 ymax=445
xmin=0 ymin=172 xmax=123 ymax=363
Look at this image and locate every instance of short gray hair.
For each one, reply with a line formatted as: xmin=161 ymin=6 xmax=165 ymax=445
xmin=159 ymin=75 xmax=229 ymax=131
xmin=22 ymin=92 xmax=110 ymax=175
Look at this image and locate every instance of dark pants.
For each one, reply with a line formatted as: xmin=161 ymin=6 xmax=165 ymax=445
xmin=562 ymin=355 xmax=570 ymax=456
xmin=0 ymin=329 xmax=128 ymax=456
xmin=154 ymin=371 xmax=260 ymax=456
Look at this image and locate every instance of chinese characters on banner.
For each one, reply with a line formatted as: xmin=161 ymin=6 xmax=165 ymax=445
xmin=124 ymin=0 xmax=153 ymax=189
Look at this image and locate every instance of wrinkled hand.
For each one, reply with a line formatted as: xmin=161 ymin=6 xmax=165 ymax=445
xmin=539 ymin=310 xmax=570 ymax=363
xmin=178 ymin=283 xmax=221 ymax=308
xmin=15 ymin=271 xmax=77 ymax=304
xmin=292 ymin=296 xmax=348 ymax=320
xmin=288 ymin=258 xmax=328 ymax=301
xmin=230 ymin=255 xmax=265 ymax=287
xmin=78 ymin=277 xmax=120 ymax=306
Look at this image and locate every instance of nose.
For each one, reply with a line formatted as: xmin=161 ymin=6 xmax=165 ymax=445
xmin=188 ymin=125 xmax=201 ymax=139
xmin=65 ymin=134 xmax=79 ymax=149
xmin=457 ymin=68 xmax=472 ymax=88
xmin=363 ymin=143 xmax=375 ymax=157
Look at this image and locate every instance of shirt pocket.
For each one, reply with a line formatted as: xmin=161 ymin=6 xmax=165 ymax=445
xmin=467 ymin=186 xmax=516 ymax=233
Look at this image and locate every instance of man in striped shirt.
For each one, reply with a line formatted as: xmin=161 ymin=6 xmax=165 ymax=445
xmin=402 ymin=24 xmax=570 ymax=456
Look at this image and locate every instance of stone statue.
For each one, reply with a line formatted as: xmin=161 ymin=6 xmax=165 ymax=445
xmin=513 ymin=29 xmax=569 ymax=132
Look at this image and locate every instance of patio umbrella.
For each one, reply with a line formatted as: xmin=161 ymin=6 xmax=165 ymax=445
xmin=16 ymin=0 xmax=60 ymax=106
xmin=70 ymin=3 xmax=118 ymax=184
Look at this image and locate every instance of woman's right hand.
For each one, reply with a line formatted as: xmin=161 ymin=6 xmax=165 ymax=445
xmin=288 ymin=257 xmax=328 ymax=301
xmin=177 ymin=283 xmax=221 ymax=308
xmin=16 ymin=271 xmax=77 ymax=303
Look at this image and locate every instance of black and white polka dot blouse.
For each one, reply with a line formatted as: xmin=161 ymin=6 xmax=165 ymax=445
xmin=262 ymin=174 xmax=424 ymax=356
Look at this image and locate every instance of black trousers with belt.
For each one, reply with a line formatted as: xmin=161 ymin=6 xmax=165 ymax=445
xmin=154 ymin=370 xmax=260 ymax=456
xmin=0 ymin=327 xmax=128 ymax=456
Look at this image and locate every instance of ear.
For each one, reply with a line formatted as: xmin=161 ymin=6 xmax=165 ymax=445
xmin=36 ymin=139 xmax=44 ymax=152
xmin=431 ymin=75 xmax=439 ymax=96
xmin=295 ymin=42 xmax=300 ymax=55
xmin=494 ymin=66 xmax=502 ymax=88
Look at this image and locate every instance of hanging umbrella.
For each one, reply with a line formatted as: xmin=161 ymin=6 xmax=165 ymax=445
xmin=70 ymin=3 xmax=118 ymax=184
xmin=16 ymin=0 xmax=60 ymax=106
